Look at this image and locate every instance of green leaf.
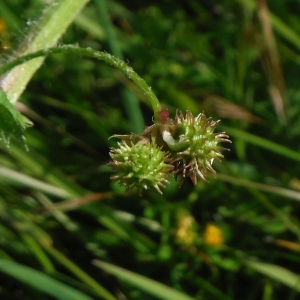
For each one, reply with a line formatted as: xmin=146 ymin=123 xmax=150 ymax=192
xmin=223 ymin=126 xmax=300 ymax=163
xmin=0 ymin=89 xmax=31 ymax=149
xmin=245 ymin=260 xmax=300 ymax=292
xmin=93 ymin=260 xmax=195 ymax=300
xmin=0 ymin=259 xmax=94 ymax=300
xmin=0 ymin=0 xmax=90 ymax=104
xmin=46 ymin=248 xmax=117 ymax=300
xmin=0 ymin=166 xmax=72 ymax=199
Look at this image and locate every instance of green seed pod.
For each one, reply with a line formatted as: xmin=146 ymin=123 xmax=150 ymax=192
xmin=162 ymin=109 xmax=231 ymax=185
xmin=109 ymin=140 xmax=174 ymax=195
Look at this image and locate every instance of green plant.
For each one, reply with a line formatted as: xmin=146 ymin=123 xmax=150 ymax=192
xmin=0 ymin=44 xmax=230 ymax=194
xmin=2 ymin=1 xmax=300 ymax=300
xmin=109 ymin=109 xmax=230 ymax=194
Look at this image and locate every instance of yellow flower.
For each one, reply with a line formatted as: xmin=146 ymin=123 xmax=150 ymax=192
xmin=175 ymin=215 xmax=196 ymax=245
xmin=0 ymin=18 xmax=7 ymax=33
xmin=204 ymin=224 xmax=223 ymax=246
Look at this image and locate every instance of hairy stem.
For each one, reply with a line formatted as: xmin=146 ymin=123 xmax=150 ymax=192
xmin=0 ymin=45 xmax=162 ymax=121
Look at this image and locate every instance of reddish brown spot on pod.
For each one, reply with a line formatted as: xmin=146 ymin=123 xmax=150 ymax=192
xmin=158 ymin=109 xmax=169 ymax=122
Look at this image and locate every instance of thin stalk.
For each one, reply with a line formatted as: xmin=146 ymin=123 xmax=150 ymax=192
xmin=95 ymin=0 xmax=145 ymax=132
xmin=223 ymin=126 xmax=300 ymax=163
xmin=0 ymin=45 xmax=162 ymax=121
xmin=20 ymin=233 xmax=55 ymax=274
xmin=218 ymin=174 xmax=300 ymax=203
xmin=45 ymin=247 xmax=117 ymax=300
xmin=95 ymin=0 xmax=122 ymax=59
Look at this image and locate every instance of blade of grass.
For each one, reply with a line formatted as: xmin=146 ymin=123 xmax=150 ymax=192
xmin=271 ymin=13 xmax=300 ymax=51
xmin=257 ymin=0 xmax=287 ymax=125
xmin=35 ymin=192 xmax=78 ymax=232
xmin=0 ymin=0 xmax=90 ymax=104
xmin=45 ymin=247 xmax=117 ymax=300
xmin=248 ymin=189 xmax=300 ymax=238
xmin=0 ymin=166 xmax=72 ymax=199
xmin=0 ymin=249 xmax=12 ymax=260
xmin=95 ymin=0 xmax=145 ymax=133
xmin=0 ymin=259 xmax=95 ymax=300
xmin=218 ymin=174 xmax=300 ymax=203
xmin=262 ymin=280 xmax=273 ymax=300
xmin=98 ymin=214 xmax=155 ymax=253
xmin=93 ymin=260 xmax=195 ymax=300
xmin=194 ymin=277 xmax=233 ymax=300
xmin=223 ymin=126 xmax=300 ymax=163
xmin=16 ymin=102 xmax=100 ymax=157
xmin=238 ymin=0 xmax=300 ymax=51
xmin=74 ymin=10 xmax=105 ymax=41
xmin=41 ymin=192 xmax=113 ymax=216
xmin=20 ymin=233 xmax=55 ymax=273
xmin=0 ymin=207 xmax=53 ymax=248
xmin=9 ymin=145 xmax=87 ymax=197
xmin=245 ymin=260 xmax=300 ymax=293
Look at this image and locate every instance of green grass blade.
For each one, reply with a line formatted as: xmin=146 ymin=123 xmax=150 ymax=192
xmin=74 ymin=10 xmax=105 ymax=41
xmin=239 ymin=0 xmax=300 ymax=51
xmin=0 ymin=259 xmax=95 ymax=300
xmin=21 ymin=233 xmax=55 ymax=273
xmin=0 ymin=166 xmax=72 ymax=199
xmin=271 ymin=13 xmax=300 ymax=51
xmin=245 ymin=260 xmax=300 ymax=293
xmin=223 ymin=127 xmax=300 ymax=163
xmin=194 ymin=277 xmax=233 ymax=300
xmin=9 ymin=145 xmax=87 ymax=197
xmin=95 ymin=0 xmax=122 ymax=58
xmin=46 ymin=247 xmax=117 ymax=300
xmin=98 ymin=214 xmax=155 ymax=253
xmin=95 ymin=0 xmax=145 ymax=132
xmin=218 ymin=174 xmax=300 ymax=203
xmin=93 ymin=260 xmax=195 ymax=300
xmin=0 ymin=0 xmax=89 ymax=104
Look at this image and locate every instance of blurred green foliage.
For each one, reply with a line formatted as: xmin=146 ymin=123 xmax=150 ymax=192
xmin=1 ymin=0 xmax=300 ymax=299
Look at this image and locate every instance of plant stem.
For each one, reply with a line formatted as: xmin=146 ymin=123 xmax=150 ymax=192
xmin=95 ymin=0 xmax=145 ymax=133
xmin=0 ymin=46 xmax=162 ymax=121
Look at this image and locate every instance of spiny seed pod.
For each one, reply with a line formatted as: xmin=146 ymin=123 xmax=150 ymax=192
xmin=162 ymin=109 xmax=231 ymax=185
xmin=109 ymin=140 xmax=174 ymax=195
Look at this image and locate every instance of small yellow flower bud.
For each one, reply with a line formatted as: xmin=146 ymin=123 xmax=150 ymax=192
xmin=204 ymin=224 xmax=223 ymax=246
